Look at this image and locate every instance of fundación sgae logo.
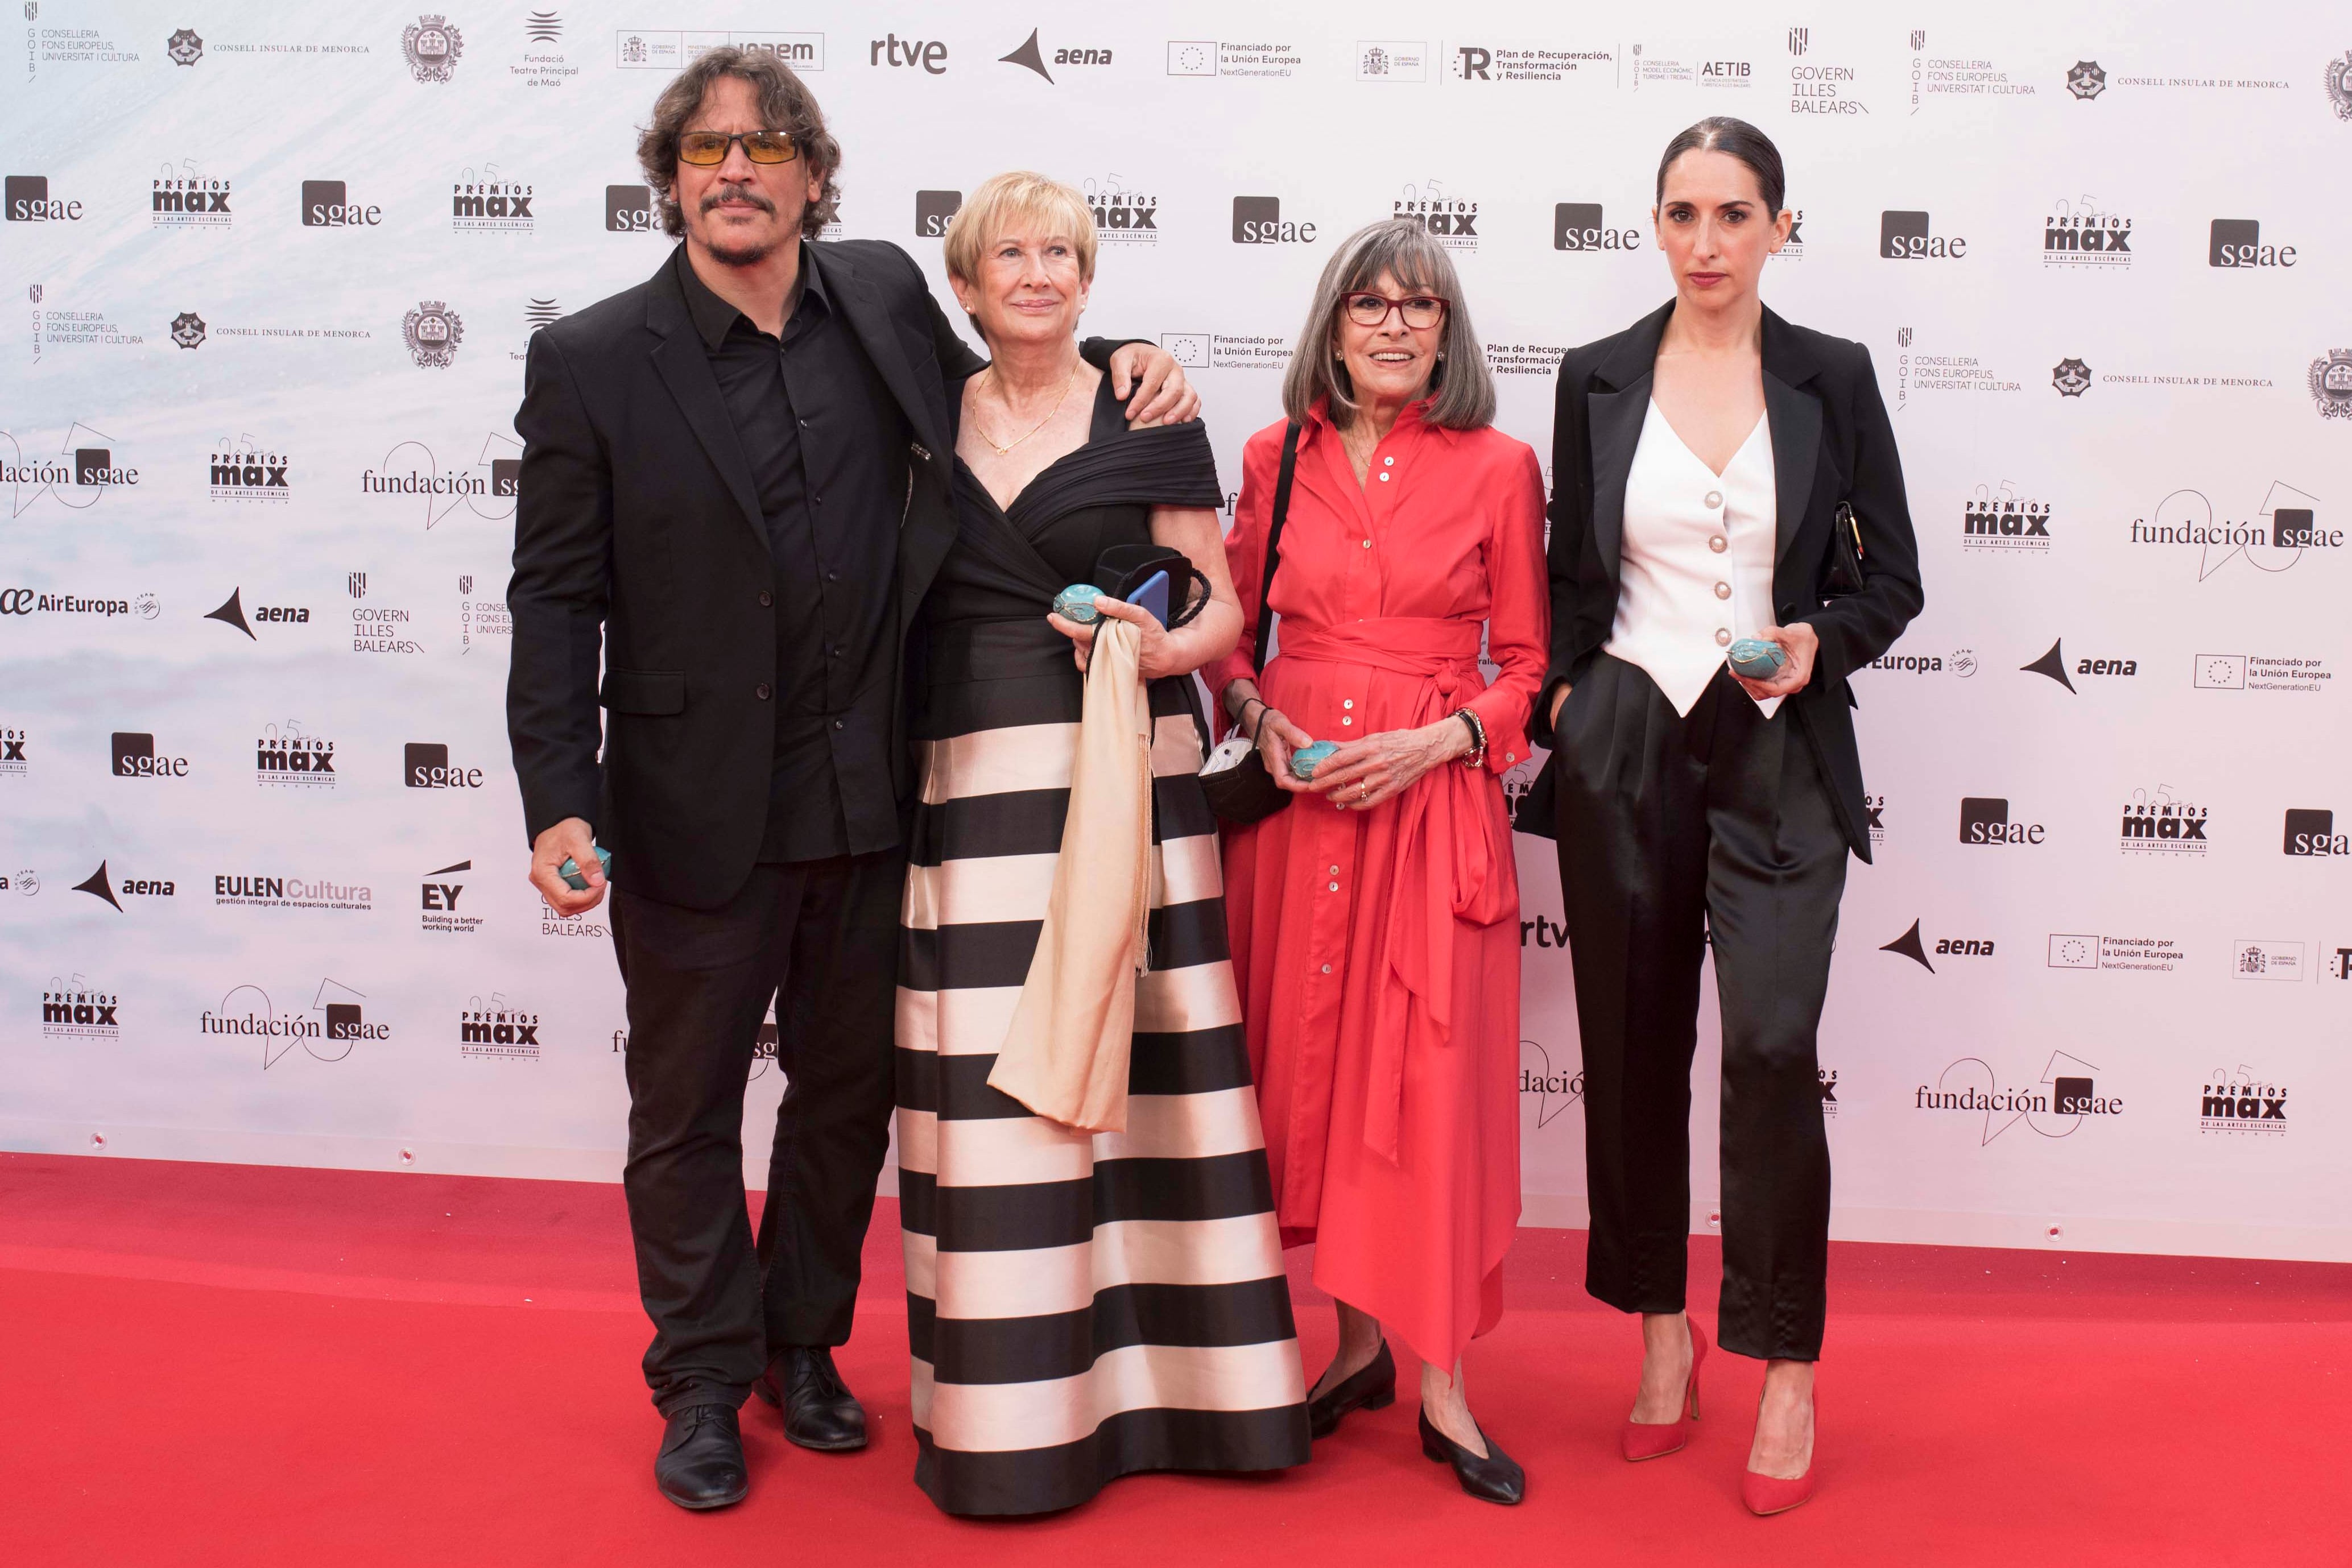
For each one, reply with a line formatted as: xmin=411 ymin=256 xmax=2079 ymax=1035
xmin=1916 ymin=1051 xmax=2120 ymax=1144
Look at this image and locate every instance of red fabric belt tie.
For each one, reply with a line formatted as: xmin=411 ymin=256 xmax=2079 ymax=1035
xmin=1278 ymin=620 xmax=1518 ymax=1165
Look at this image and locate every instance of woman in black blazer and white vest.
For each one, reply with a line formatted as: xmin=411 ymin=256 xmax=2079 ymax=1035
xmin=1526 ymin=118 xmax=1922 ymax=1515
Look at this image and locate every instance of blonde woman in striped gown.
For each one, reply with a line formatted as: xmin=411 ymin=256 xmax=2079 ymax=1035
xmin=895 ymin=172 xmax=1310 ymax=1515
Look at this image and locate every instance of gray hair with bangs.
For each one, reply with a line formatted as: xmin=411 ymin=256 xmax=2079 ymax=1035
xmin=1280 ymin=219 xmax=1495 ymax=431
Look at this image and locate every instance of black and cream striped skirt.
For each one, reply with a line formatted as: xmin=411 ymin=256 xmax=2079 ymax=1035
xmin=896 ymin=660 xmax=1311 ymax=1517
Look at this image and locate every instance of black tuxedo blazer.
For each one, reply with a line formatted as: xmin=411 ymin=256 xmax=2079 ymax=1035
xmin=1524 ymin=301 xmax=1924 ymax=861
xmin=507 ymin=241 xmax=994 ymax=909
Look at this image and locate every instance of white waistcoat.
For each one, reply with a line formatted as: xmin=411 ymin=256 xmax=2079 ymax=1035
xmin=1604 ymin=400 xmax=1780 ymax=719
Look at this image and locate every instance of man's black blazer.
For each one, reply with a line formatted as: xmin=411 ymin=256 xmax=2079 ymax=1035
xmin=1522 ymin=300 xmax=1924 ymax=862
xmin=508 ymin=242 xmax=1007 ymax=909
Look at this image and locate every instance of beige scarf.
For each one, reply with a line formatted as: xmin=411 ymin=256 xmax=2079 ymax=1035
xmin=987 ymin=617 xmax=1155 ymax=1133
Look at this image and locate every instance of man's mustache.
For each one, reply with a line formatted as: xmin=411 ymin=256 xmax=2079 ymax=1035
xmin=700 ymin=184 xmax=776 ymax=215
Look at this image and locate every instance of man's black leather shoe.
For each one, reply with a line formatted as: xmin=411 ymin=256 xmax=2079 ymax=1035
xmin=655 ymin=1404 xmax=748 ymax=1510
xmin=755 ymin=1346 xmax=869 ymax=1451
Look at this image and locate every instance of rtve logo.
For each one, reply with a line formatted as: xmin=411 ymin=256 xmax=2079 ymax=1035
xmin=1553 ymin=204 xmax=1643 ymax=253
xmin=870 ymin=32 xmax=946 ymax=73
xmin=2209 ymin=220 xmax=2296 ymax=269
xmin=1880 ymin=210 xmax=1968 ymax=259
xmin=6 ymin=175 xmax=83 ymax=221
xmin=301 ymin=180 xmax=381 ymax=227
xmin=1231 ymin=197 xmax=1316 ymax=245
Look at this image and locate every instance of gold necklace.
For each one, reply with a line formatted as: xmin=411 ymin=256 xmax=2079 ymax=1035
xmin=972 ymin=361 xmax=1081 ymax=456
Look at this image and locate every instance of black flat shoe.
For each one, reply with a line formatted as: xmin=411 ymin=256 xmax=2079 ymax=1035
xmin=655 ymin=1404 xmax=748 ymax=1510
xmin=755 ymin=1345 xmax=869 ymax=1451
xmin=1307 ymin=1340 xmax=1397 ymax=1439
xmin=1419 ymin=1408 xmax=1526 ymax=1505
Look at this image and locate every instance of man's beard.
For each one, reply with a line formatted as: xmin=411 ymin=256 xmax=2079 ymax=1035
xmin=700 ymin=185 xmax=783 ymax=267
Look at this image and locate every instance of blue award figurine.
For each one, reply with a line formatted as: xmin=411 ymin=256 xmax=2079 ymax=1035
xmin=1289 ymin=740 xmax=1340 ymax=780
xmin=1051 ymin=584 xmax=1105 ymax=624
xmin=1727 ymin=638 xmax=1787 ymax=680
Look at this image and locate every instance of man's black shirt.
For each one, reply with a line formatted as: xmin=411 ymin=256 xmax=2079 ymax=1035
xmin=677 ymin=245 xmax=909 ymax=862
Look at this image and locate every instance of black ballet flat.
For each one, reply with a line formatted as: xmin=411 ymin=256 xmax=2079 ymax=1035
xmin=1419 ymin=1408 xmax=1526 ymax=1505
xmin=1307 ymin=1341 xmax=1396 ymax=1439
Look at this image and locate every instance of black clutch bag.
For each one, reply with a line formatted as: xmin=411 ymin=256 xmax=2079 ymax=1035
xmin=1820 ymin=502 xmax=1869 ymax=601
xmin=1199 ymin=422 xmax=1301 ymax=826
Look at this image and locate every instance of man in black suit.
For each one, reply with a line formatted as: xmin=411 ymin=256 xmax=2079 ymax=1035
xmin=507 ymin=48 xmax=1196 ymax=1510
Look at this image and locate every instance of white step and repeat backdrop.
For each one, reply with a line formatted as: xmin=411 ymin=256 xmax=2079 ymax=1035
xmin=5 ymin=1 xmax=2349 ymax=1261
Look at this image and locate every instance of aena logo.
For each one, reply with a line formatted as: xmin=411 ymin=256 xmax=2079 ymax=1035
xmin=1232 ymin=197 xmax=1316 ymax=245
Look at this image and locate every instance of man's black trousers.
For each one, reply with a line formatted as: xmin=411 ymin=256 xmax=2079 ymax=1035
xmin=611 ymin=850 xmax=903 ymax=1415
xmin=1551 ymin=656 xmax=1847 ymax=1362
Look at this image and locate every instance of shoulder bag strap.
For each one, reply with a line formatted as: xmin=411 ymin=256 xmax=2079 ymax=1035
xmin=1251 ymin=421 xmax=1303 ymax=675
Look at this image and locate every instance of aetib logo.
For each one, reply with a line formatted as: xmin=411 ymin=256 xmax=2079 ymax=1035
xmin=2041 ymin=196 xmax=2131 ymax=268
xmin=605 ymin=184 xmax=656 ymax=233
xmin=2209 ymin=219 xmax=2296 ymax=268
xmin=420 ymin=858 xmax=482 ymax=936
xmin=2118 ymin=787 xmax=2208 ymax=855
xmin=111 ymin=731 xmax=189 ymax=780
xmin=2284 ymin=808 xmax=2347 ymax=857
xmin=209 ymin=447 xmax=290 ymax=502
xmin=913 ymin=189 xmax=962 ymax=238
xmin=1959 ymin=796 xmax=2044 ymax=846
xmin=42 ymin=978 xmax=120 ymax=1039
xmin=460 ymin=996 xmax=542 ymax=1060
xmin=151 ymin=173 xmax=230 ymax=228
xmin=1232 ymin=196 xmax=1316 ymax=245
xmin=1553 ymin=204 xmax=1643 ymax=253
xmin=404 ymin=742 xmax=484 ymax=789
xmin=300 ymin=180 xmax=381 ymax=227
xmin=255 ymin=722 xmax=336 ymax=789
xmin=869 ymin=32 xmax=946 ymax=73
xmin=1880 ymin=209 xmax=1967 ymax=259
xmin=6 ymin=176 xmax=84 ymax=222
xmin=2198 ymin=1070 xmax=2287 ymax=1136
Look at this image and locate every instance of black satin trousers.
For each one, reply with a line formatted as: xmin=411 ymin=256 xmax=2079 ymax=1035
xmin=1551 ymin=655 xmax=1846 ymax=1361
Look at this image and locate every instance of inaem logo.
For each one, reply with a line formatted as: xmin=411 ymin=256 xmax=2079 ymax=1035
xmin=1232 ymin=197 xmax=1317 ymax=245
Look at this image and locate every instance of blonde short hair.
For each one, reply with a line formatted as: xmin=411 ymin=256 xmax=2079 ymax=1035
xmin=940 ymin=171 xmax=1098 ymax=286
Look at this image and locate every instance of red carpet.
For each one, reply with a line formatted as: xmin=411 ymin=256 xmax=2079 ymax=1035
xmin=1 ymin=1152 xmax=2344 ymax=1566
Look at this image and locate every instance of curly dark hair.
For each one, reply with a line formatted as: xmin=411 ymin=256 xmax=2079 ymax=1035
xmin=635 ymin=46 xmax=841 ymax=241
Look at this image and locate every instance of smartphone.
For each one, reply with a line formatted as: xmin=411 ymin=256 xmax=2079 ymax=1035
xmin=1125 ymin=569 xmax=1169 ymax=628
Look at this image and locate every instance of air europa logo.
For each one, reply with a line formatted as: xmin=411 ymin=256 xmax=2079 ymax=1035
xmin=1232 ymin=197 xmax=1316 ymax=245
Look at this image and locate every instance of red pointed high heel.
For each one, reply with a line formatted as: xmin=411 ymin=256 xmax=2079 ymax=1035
xmin=1742 ymin=1389 xmax=1817 ymax=1516
xmin=1619 ymin=1318 xmax=1709 ymax=1462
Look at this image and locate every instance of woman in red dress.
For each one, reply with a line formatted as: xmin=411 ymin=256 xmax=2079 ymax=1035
xmin=1210 ymin=220 xmax=1547 ymax=1504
